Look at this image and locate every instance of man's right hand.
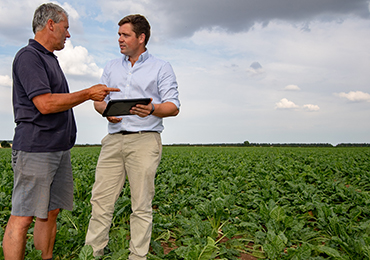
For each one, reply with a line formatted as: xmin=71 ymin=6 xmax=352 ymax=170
xmin=89 ymin=84 xmax=120 ymax=101
xmin=107 ymin=116 xmax=123 ymax=124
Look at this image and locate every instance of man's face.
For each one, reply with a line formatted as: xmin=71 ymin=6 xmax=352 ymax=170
xmin=118 ymin=23 xmax=144 ymax=57
xmin=53 ymin=14 xmax=70 ymax=51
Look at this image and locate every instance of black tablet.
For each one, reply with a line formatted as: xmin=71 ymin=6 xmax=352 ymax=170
xmin=102 ymin=98 xmax=151 ymax=117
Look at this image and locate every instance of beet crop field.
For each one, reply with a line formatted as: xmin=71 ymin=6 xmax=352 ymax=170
xmin=0 ymin=146 xmax=370 ymax=260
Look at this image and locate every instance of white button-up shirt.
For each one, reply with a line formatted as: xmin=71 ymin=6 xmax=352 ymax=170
xmin=101 ymin=50 xmax=180 ymax=134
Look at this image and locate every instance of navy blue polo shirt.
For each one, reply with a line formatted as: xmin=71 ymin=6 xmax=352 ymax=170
xmin=12 ymin=39 xmax=77 ymax=152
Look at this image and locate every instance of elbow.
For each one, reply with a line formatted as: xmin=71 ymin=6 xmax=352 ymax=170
xmin=167 ymin=103 xmax=179 ymax=117
xmin=32 ymin=94 xmax=55 ymax=115
xmin=173 ymin=108 xmax=179 ymax=116
xmin=165 ymin=107 xmax=179 ymax=117
xmin=35 ymin=101 xmax=59 ymax=114
xmin=37 ymin=106 xmax=53 ymax=115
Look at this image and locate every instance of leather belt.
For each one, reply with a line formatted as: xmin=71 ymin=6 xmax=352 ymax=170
xmin=117 ymin=131 xmax=158 ymax=135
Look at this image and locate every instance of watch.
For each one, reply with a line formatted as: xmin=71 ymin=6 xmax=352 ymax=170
xmin=149 ymin=103 xmax=155 ymax=115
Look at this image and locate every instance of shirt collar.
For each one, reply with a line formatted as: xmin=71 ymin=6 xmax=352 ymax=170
xmin=123 ymin=49 xmax=149 ymax=63
xmin=28 ymin=39 xmax=57 ymax=58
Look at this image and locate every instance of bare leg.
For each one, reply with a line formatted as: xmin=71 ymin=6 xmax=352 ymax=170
xmin=33 ymin=208 xmax=60 ymax=259
xmin=3 ymin=215 xmax=34 ymax=260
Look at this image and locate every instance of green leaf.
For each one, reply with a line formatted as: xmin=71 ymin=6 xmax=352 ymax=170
xmin=25 ymin=249 xmax=42 ymax=260
xmin=270 ymin=206 xmax=286 ymax=222
xmin=78 ymin=245 xmax=94 ymax=260
xmin=111 ymin=248 xmax=130 ymax=259
xmin=285 ymin=243 xmax=312 ymax=260
xmin=198 ymin=237 xmax=219 ymax=260
xmin=316 ymin=245 xmax=341 ymax=258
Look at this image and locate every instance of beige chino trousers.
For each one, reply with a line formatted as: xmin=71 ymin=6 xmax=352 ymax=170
xmin=85 ymin=132 xmax=162 ymax=260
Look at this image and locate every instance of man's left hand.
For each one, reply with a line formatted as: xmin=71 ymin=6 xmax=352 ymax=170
xmin=130 ymin=99 xmax=154 ymax=117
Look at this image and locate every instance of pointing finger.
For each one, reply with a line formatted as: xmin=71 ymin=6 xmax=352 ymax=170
xmin=107 ymin=87 xmax=120 ymax=92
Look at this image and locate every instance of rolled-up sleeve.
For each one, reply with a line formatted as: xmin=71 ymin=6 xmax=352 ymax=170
xmin=158 ymin=62 xmax=180 ymax=109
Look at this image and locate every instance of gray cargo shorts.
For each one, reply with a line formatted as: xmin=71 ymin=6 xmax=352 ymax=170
xmin=11 ymin=149 xmax=74 ymax=219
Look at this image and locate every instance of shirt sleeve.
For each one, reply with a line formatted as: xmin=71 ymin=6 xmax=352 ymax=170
xmin=158 ymin=62 xmax=180 ymax=108
xmin=13 ymin=50 xmax=51 ymax=100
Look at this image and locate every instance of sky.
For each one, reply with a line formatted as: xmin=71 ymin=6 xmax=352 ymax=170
xmin=0 ymin=0 xmax=370 ymax=145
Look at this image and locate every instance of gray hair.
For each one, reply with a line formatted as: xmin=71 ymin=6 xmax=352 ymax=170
xmin=32 ymin=3 xmax=68 ymax=34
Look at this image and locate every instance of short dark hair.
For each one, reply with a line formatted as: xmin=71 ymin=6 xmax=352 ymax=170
xmin=118 ymin=14 xmax=151 ymax=46
xmin=32 ymin=3 xmax=68 ymax=34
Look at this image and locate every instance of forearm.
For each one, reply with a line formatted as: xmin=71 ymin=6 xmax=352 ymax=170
xmin=152 ymin=102 xmax=179 ymax=118
xmin=94 ymin=100 xmax=123 ymax=124
xmin=32 ymin=84 xmax=117 ymax=114
xmin=94 ymin=101 xmax=107 ymax=115
xmin=33 ymin=89 xmax=91 ymax=114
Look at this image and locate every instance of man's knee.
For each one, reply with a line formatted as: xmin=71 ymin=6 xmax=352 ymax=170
xmin=7 ymin=215 xmax=34 ymax=230
xmin=48 ymin=208 xmax=60 ymax=219
xmin=35 ymin=208 xmax=60 ymax=223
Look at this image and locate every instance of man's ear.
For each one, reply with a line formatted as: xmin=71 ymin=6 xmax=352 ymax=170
xmin=47 ymin=19 xmax=54 ymax=31
xmin=139 ymin=33 xmax=146 ymax=44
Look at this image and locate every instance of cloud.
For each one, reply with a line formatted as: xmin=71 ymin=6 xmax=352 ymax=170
xmin=56 ymin=40 xmax=103 ymax=79
xmin=162 ymin=0 xmax=370 ymax=37
xmin=284 ymin=84 xmax=300 ymax=91
xmin=1 ymin=0 xmax=370 ymax=46
xmin=0 ymin=0 xmax=370 ymax=145
xmin=246 ymin=61 xmax=265 ymax=76
xmin=303 ymin=104 xmax=320 ymax=111
xmin=275 ymin=99 xmax=320 ymax=111
xmin=59 ymin=2 xmax=80 ymax=20
xmin=96 ymin=0 xmax=370 ymax=39
xmin=336 ymin=91 xmax=370 ymax=102
xmin=0 ymin=75 xmax=12 ymax=87
xmin=250 ymin=61 xmax=262 ymax=70
xmin=0 ymin=85 xmax=12 ymax=114
xmin=0 ymin=1 xmax=82 ymax=45
xmin=58 ymin=1 xmax=84 ymax=34
xmin=0 ymin=0 xmax=40 ymax=44
xmin=275 ymin=98 xmax=299 ymax=110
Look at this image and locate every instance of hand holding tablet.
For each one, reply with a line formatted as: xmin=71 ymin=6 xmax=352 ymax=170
xmin=102 ymin=98 xmax=151 ymax=117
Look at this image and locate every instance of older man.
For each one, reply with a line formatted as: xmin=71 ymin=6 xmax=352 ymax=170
xmin=2 ymin=3 xmax=118 ymax=260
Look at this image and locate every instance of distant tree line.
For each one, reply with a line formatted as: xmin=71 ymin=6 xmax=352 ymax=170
xmin=1 ymin=140 xmax=370 ymax=148
xmin=243 ymin=142 xmax=334 ymax=147
xmin=335 ymin=143 xmax=370 ymax=147
xmin=244 ymin=143 xmax=370 ymax=147
xmin=0 ymin=141 xmax=11 ymax=148
xmin=166 ymin=141 xmax=370 ymax=148
xmin=74 ymin=144 xmax=101 ymax=147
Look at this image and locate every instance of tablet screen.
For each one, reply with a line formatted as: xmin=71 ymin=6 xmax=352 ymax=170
xmin=102 ymin=98 xmax=151 ymax=117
